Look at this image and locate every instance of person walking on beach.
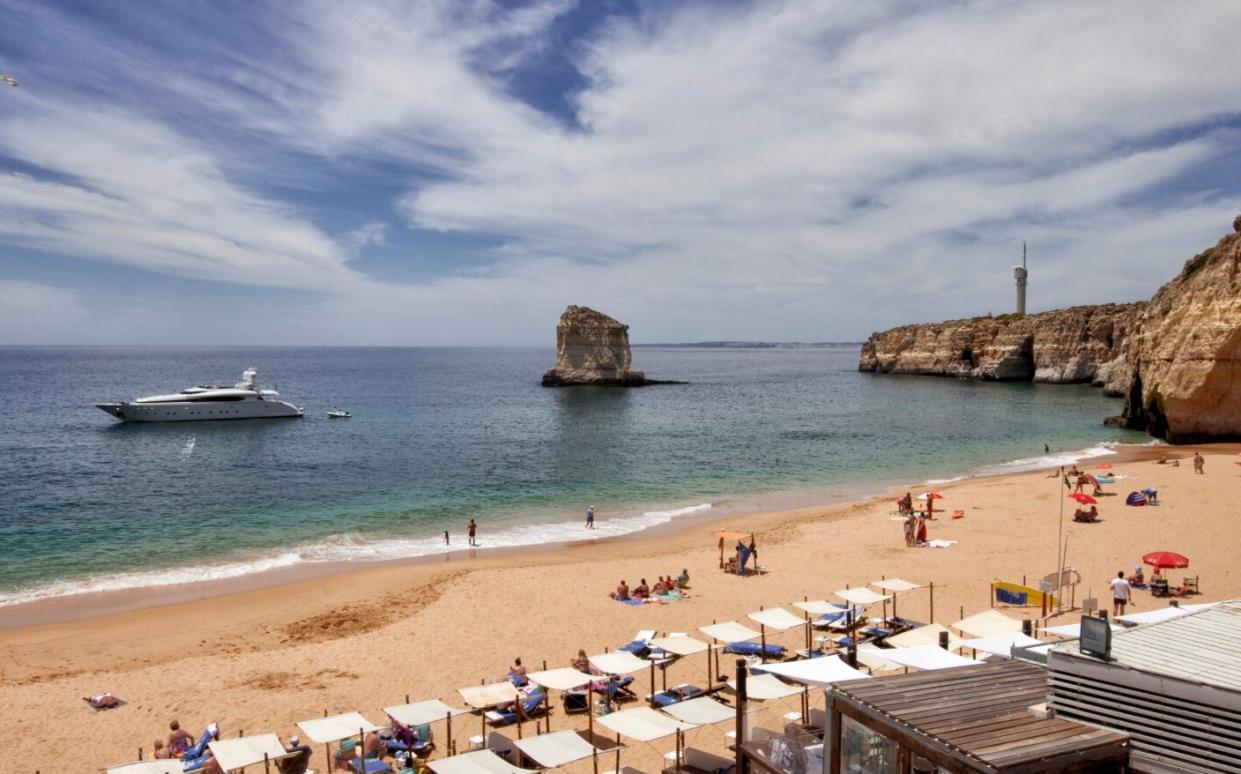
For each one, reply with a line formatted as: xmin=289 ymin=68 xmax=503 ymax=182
xmin=1044 ymin=443 xmax=1050 ymax=455
xmin=467 ymin=519 xmax=477 ymax=547
xmin=586 ymin=505 xmax=595 ymax=529
xmin=1111 ymin=570 xmax=1132 ymax=616
xmin=1193 ymin=452 xmax=1204 ymax=474
xmin=443 ymin=530 xmax=450 ymax=545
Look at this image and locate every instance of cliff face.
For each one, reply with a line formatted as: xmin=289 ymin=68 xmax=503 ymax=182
xmin=1104 ymin=221 xmax=1241 ymax=442
xmin=858 ymin=304 xmax=1142 ymax=384
xmin=541 ymin=305 xmax=647 ymax=386
xmin=859 ymin=214 xmax=1241 ymax=443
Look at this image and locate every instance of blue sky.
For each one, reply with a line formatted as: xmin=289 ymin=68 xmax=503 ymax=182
xmin=1 ymin=0 xmax=1240 ymax=345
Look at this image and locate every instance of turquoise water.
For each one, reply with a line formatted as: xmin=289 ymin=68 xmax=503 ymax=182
xmin=0 ymin=346 xmax=1147 ymax=606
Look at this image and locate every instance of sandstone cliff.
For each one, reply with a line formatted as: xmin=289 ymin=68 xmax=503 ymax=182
xmin=859 ymin=214 xmax=1241 ymax=443
xmin=858 ymin=303 xmax=1142 ymax=384
xmin=541 ymin=305 xmax=647 ymax=386
xmin=1104 ymin=218 xmax=1241 ymax=442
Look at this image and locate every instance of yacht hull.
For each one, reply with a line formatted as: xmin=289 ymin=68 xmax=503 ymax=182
xmin=96 ymin=401 xmax=303 ymax=422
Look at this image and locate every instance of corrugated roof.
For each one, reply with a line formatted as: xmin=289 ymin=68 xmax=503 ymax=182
xmin=1057 ymin=599 xmax=1241 ymax=691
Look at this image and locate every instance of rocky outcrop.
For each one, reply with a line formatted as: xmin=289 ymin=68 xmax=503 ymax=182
xmin=1104 ymin=220 xmax=1241 ymax=442
xmin=858 ymin=304 xmax=1142 ymax=384
xmin=541 ymin=305 xmax=647 ymax=386
xmin=860 ymin=214 xmax=1241 ymax=443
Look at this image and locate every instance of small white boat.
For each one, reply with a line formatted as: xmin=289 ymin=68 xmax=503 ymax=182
xmin=327 ymin=409 xmax=351 ymax=418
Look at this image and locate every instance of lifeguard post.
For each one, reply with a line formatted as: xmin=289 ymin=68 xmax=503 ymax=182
xmin=1014 ymin=242 xmax=1028 ymax=315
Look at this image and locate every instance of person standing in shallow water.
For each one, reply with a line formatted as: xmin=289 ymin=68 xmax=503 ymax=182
xmin=586 ymin=505 xmax=595 ymax=529
xmin=467 ymin=519 xmax=477 ymax=547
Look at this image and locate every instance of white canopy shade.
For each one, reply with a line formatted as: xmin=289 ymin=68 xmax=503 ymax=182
xmin=207 ymin=734 xmax=292 ymax=772
xmin=429 ymin=750 xmax=540 ymax=774
xmin=834 ymin=588 xmax=891 ymax=606
xmin=727 ymin=672 xmax=802 ymax=700
xmin=794 ymin=600 xmax=843 ymax=616
xmin=699 ymin=621 xmax=762 ymax=643
xmin=1040 ymin=621 xmax=1123 ymax=638
xmin=458 ymin=682 xmax=521 ymax=709
xmin=525 ymin=667 xmax=594 ymax=691
xmin=297 ymin=712 xmax=380 ymax=744
xmin=384 ymin=699 xmax=470 ymax=727
xmin=106 ymin=762 xmax=183 ymax=774
xmin=660 ymin=696 xmax=735 ymax=725
xmin=589 ymin=651 xmax=650 ymax=675
xmin=647 ymin=634 xmax=710 ymax=656
xmin=513 ymin=730 xmax=610 ymax=768
xmin=747 ymin=608 xmax=807 ymax=631
xmin=853 ymin=644 xmax=901 ymax=672
xmin=886 ymin=623 xmax=961 ymax=650
xmin=1116 ymin=606 xmax=1196 ymax=625
xmin=952 ymin=609 xmax=1022 ymax=638
xmin=959 ymin=632 xmax=1044 ymax=659
xmin=596 ymin=707 xmax=697 ymax=742
xmin=871 ymin=578 xmax=923 ymax=593
xmin=753 ymin=655 xmax=871 ymax=687
xmin=879 ymin=645 xmax=983 ymax=671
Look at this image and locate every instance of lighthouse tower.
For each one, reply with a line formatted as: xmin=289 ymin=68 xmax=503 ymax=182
xmin=1014 ymin=242 xmax=1028 ymax=315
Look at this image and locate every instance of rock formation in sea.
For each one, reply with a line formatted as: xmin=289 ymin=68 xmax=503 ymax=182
xmin=541 ymin=305 xmax=648 ymax=386
xmin=859 ymin=214 xmax=1241 ymax=443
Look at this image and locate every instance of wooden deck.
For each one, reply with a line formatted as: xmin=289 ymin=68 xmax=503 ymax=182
xmin=830 ymin=661 xmax=1128 ymax=772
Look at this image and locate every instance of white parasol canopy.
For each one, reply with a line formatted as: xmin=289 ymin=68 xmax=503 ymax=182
xmin=727 ymin=672 xmax=802 ymax=700
xmin=589 ymin=651 xmax=650 ymax=675
xmin=871 ymin=578 xmax=923 ymax=593
xmin=886 ymin=623 xmax=962 ymax=650
xmin=753 ymin=655 xmax=871 ymax=687
xmin=834 ymin=588 xmax=891 ymax=606
xmin=512 ymin=730 xmax=613 ymax=768
xmin=794 ymin=600 xmax=844 ymax=616
xmin=878 ymin=645 xmax=983 ymax=671
xmin=659 ymin=696 xmax=735 ymax=725
xmin=1115 ymin=606 xmax=1196 ymax=625
xmin=1041 ymin=621 xmax=1123 ymax=638
xmin=525 ymin=667 xmax=594 ymax=691
xmin=854 ymin=644 xmax=900 ymax=672
xmin=647 ymin=634 xmax=710 ymax=656
xmin=105 ymin=762 xmax=183 ymax=774
xmin=747 ymin=608 xmax=808 ymax=630
xmin=429 ymin=750 xmax=540 ymax=774
xmin=384 ymin=699 xmax=470 ymax=727
xmin=952 ymin=609 xmax=1023 ymax=638
xmin=207 ymin=734 xmax=294 ymax=772
xmin=699 ymin=621 xmax=762 ymax=642
xmin=296 ymin=712 xmax=380 ymax=744
xmin=958 ymin=632 xmax=1044 ymax=659
xmin=458 ymin=682 xmax=521 ymax=709
xmin=596 ymin=707 xmax=697 ymax=742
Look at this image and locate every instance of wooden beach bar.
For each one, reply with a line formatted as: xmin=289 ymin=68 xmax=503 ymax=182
xmin=822 ymin=661 xmax=1128 ymax=773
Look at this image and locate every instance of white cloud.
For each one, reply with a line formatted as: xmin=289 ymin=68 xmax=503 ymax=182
xmin=0 ymin=280 xmax=88 ymax=344
xmin=1 ymin=0 xmax=1241 ymax=343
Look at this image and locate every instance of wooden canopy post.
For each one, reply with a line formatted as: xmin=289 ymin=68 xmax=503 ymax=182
xmin=649 ymin=660 xmax=656 ymax=701
xmin=593 ymin=746 xmax=599 ymax=774
xmin=587 ymin=679 xmax=594 ymax=737
xmin=446 ymin=710 xmax=454 ymax=755
xmin=614 ymin=733 xmax=621 ymax=773
xmin=735 ymin=658 xmax=749 ymax=774
xmin=263 ymin=752 xmax=271 ymax=774
xmin=705 ymin=644 xmax=712 ymax=688
xmin=929 ymin=581 xmax=935 ymax=623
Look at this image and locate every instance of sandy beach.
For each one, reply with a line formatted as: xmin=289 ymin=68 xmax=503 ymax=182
xmin=3 ymin=444 xmax=1239 ymax=773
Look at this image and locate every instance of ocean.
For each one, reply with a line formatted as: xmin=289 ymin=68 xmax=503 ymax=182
xmin=0 ymin=345 xmax=1147 ymax=609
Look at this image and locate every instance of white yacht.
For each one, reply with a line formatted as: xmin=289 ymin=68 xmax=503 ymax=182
xmin=96 ymin=368 xmax=304 ymax=422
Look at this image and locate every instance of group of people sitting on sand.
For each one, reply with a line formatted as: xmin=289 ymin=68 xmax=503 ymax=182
xmin=610 ymin=570 xmax=689 ymax=601
xmin=1073 ymin=505 xmax=1100 ymax=523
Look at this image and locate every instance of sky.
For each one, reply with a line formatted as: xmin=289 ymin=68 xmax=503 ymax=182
xmin=1 ymin=0 xmax=1240 ymax=345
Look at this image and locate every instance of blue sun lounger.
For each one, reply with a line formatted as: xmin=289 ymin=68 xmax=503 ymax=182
xmin=485 ymin=691 xmax=547 ymax=725
xmin=723 ymin=641 xmax=785 ymax=658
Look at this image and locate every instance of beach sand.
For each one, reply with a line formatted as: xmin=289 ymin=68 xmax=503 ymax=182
xmin=2 ymin=445 xmax=1238 ymax=772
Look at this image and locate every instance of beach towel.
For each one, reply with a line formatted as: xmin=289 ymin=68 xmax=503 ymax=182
xmin=615 ymin=597 xmax=645 ymax=606
xmin=737 ymin=544 xmax=753 ymax=574
xmin=994 ymin=587 xmax=1028 ymax=605
xmin=925 ymin=539 xmax=956 ymax=548
xmin=619 ymin=640 xmax=650 ymax=656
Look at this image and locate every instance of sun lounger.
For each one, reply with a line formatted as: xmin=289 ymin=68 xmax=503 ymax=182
xmin=347 ymin=760 xmax=393 ymax=774
xmin=722 ymin=642 xmax=785 ymax=658
xmin=647 ymin=683 xmax=710 ymax=708
xmin=484 ymin=691 xmax=547 ymax=725
xmin=619 ymin=639 xmax=651 ymax=657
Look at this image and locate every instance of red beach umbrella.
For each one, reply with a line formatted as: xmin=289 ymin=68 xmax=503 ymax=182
xmin=1095 ymin=463 xmax=1112 ymax=469
xmin=1142 ymin=551 xmax=1190 ymax=569
xmin=918 ymin=491 xmax=943 ymax=500
xmin=1069 ymin=493 xmax=1097 ymax=504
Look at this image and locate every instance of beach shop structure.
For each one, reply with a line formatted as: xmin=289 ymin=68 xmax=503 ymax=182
xmin=823 ymin=661 xmax=1129 ymax=772
xmin=1048 ymin=599 xmax=1241 ymax=772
